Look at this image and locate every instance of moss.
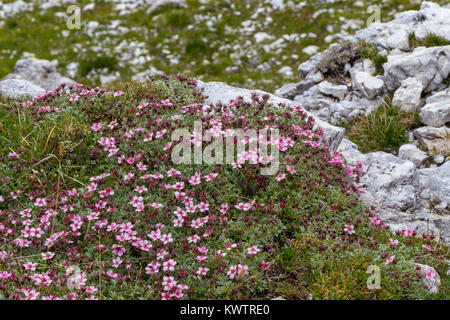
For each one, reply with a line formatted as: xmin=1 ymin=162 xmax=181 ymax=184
xmin=409 ymin=33 xmax=450 ymax=48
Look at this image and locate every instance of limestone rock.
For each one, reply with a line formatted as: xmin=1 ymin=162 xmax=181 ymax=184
xmin=0 ymin=79 xmax=46 ymax=99
xmin=352 ymin=71 xmax=384 ymax=99
xmin=398 ymin=144 xmax=428 ymax=167
xmin=383 ymin=46 xmax=450 ymax=93
xmin=318 ymin=81 xmax=348 ymax=100
xmin=420 ymin=88 xmax=450 ymax=127
xmin=392 ymin=77 xmax=424 ymax=112
xmin=4 ymin=57 xmax=74 ymax=91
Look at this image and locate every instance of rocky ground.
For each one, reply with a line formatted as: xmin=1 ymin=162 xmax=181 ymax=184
xmin=276 ymin=1 xmax=450 ymax=245
xmin=0 ymin=0 xmax=448 ymax=91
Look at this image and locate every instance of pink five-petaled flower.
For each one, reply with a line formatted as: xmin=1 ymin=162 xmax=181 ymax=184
xmin=196 ymin=267 xmax=209 ymax=276
xmin=345 ymin=166 xmax=353 ymax=177
xmin=276 ymin=173 xmax=286 ymax=181
xmin=389 ymin=238 xmax=399 ymax=246
xmin=160 ymin=99 xmax=172 ymax=106
xmin=237 ymin=264 xmax=249 ymax=278
xmin=23 ymin=261 xmax=37 ymax=271
xmin=260 ymin=261 xmax=270 ymax=271
xmin=403 ymin=228 xmax=414 ymax=237
xmin=114 ymin=91 xmax=125 ymax=97
xmin=163 ymin=259 xmax=177 ymax=272
xmin=91 ymin=123 xmax=102 ymax=131
xmin=247 ymin=246 xmax=260 ymax=256
xmin=385 ymin=255 xmax=395 ymax=265
xmin=41 ymin=252 xmax=55 ymax=260
xmin=369 ymin=216 xmax=381 ymax=225
xmin=227 ymin=265 xmax=237 ymax=279
xmin=344 ymin=224 xmax=355 ymax=234
xmin=425 ymin=267 xmax=435 ymax=280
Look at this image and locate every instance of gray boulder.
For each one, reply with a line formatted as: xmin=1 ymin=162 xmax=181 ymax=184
xmin=0 ymin=79 xmax=45 ymax=99
xmin=359 ymin=152 xmax=417 ymax=211
xmin=414 ymin=126 xmax=449 ymax=155
xmin=4 ymin=57 xmax=74 ymax=91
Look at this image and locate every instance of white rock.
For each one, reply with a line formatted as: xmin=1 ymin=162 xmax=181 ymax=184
xmin=352 ymin=71 xmax=384 ymax=99
xmin=362 ymin=59 xmax=376 ymax=75
xmin=302 ymin=45 xmax=319 ymax=56
xmin=383 ymin=46 xmax=450 ymax=93
xmin=318 ymin=81 xmax=348 ymax=100
xmin=360 ymin=152 xmax=417 ymax=211
xmin=398 ymin=144 xmax=428 ymax=167
xmin=0 ymin=79 xmax=45 ymax=98
xmin=420 ymin=88 xmax=450 ymax=127
xmin=414 ymin=126 xmax=450 ymax=155
xmin=278 ymin=66 xmax=293 ymax=78
xmin=254 ymin=32 xmax=274 ymax=43
xmin=147 ymin=0 xmax=187 ymax=13
xmin=386 ymin=29 xmax=410 ymax=51
xmin=3 ymin=57 xmax=74 ymax=90
xmin=392 ymin=77 xmax=424 ymax=112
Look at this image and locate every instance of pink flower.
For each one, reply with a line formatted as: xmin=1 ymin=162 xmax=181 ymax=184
xmin=237 ymin=264 xmax=249 ymax=278
xmin=403 ymin=228 xmax=414 ymax=237
xmin=247 ymin=246 xmax=260 ymax=256
xmin=345 ymin=166 xmax=353 ymax=177
xmin=196 ymin=267 xmax=209 ymax=276
xmin=23 ymin=261 xmax=37 ymax=271
xmin=385 ymin=255 xmax=395 ymax=265
xmin=163 ymin=259 xmax=177 ymax=272
xmin=41 ymin=252 xmax=55 ymax=260
xmin=425 ymin=267 xmax=435 ymax=280
xmin=227 ymin=265 xmax=237 ymax=279
xmin=389 ymin=238 xmax=399 ymax=246
xmin=276 ymin=173 xmax=286 ymax=181
xmin=369 ymin=216 xmax=380 ymax=225
xmin=344 ymin=224 xmax=355 ymax=234
xmin=91 ymin=123 xmax=102 ymax=131
xmin=114 ymin=91 xmax=125 ymax=97
xmin=160 ymin=99 xmax=172 ymax=106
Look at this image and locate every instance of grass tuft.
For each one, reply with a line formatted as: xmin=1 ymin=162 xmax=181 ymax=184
xmin=342 ymin=98 xmax=420 ymax=154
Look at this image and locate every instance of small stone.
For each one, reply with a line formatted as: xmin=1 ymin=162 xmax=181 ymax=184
xmin=433 ymin=154 xmax=445 ymax=164
xmin=419 ymin=88 xmax=450 ymax=127
xmin=352 ymin=71 xmax=384 ymax=99
xmin=392 ymin=77 xmax=424 ymax=112
xmin=302 ymin=45 xmax=319 ymax=56
xmin=318 ymin=81 xmax=348 ymax=100
xmin=398 ymin=144 xmax=428 ymax=166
